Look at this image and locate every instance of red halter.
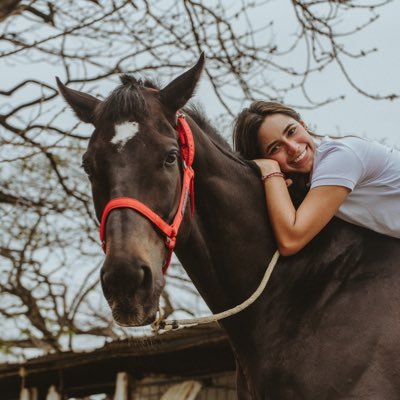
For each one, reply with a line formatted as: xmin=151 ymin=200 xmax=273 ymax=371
xmin=99 ymin=113 xmax=195 ymax=273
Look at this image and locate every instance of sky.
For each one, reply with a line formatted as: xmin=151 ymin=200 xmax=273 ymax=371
xmin=3 ymin=1 xmax=399 ymax=145
xmin=195 ymin=0 xmax=400 ymax=146
xmin=298 ymin=2 xmax=400 ymax=146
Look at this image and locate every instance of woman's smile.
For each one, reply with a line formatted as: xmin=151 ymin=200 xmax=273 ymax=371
xmin=291 ymin=147 xmax=307 ymax=164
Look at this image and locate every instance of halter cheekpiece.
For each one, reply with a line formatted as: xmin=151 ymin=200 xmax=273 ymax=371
xmin=99 ymin=113 xmax=195 ymax=273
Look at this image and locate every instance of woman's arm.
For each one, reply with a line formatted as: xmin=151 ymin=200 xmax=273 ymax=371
xmin=254 ymin=159 xmax=350 ymax=256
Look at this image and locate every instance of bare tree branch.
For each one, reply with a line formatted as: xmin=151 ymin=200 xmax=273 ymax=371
xmin=0 ymin=0 xmax=397 ymax=359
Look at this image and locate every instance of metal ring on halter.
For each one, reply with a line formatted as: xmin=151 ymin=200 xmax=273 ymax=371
xmin=175 ymin=111 xmax=185 ymax=126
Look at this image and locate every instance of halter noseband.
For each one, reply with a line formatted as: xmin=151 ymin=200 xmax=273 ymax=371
xmin=99 ymin=113 xmax=195 ymax=273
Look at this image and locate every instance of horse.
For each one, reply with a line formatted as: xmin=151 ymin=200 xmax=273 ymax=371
xmin=57 ymin=55 xmax=400 ymax=399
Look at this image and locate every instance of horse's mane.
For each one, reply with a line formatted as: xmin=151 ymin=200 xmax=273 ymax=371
xmin=184 ymin=104 xmax=231 ymax=150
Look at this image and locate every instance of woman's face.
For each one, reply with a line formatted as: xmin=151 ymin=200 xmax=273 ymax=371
xmin=257 ymin=113 xmax=316 ymax=174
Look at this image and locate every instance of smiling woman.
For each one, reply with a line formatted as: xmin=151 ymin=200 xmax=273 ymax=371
xmin=233 ymin=101 xmax=400 ymax=256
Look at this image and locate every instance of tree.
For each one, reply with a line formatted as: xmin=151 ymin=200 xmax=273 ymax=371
xmin=0 ymin=0 xmax=397 ymax=359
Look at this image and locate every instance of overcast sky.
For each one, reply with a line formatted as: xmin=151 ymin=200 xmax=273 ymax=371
xmin=195 ymin=0 xmax=400 ymax=146
xmin=3 ymin=1 xmax=399 ymax=146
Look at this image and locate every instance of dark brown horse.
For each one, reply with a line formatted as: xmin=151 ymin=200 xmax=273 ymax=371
xmin=58 ymin=56 xmax=400 ymax=399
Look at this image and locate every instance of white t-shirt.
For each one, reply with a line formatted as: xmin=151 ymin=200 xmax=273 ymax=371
xmin=310 ymin=137 xmax=400 ymax=238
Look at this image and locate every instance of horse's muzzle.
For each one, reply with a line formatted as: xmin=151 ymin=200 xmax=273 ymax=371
xmin=100 ymin=255 xmax=165 ymax=326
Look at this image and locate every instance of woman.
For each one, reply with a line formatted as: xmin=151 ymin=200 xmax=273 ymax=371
xmin=233 ymin=101 xmax=400 ymax=256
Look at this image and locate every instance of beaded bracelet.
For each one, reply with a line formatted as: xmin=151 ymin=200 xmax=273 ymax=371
xmin=261 ymin=172 xmax=285 ymax=181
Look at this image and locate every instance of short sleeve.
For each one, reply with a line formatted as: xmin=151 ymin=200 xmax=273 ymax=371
xmin=310 ymin=141 xmax=365 ymax=191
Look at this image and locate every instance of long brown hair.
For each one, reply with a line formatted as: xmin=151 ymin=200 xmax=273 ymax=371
xmin=233 ymin=101 xmax=302 ymax=159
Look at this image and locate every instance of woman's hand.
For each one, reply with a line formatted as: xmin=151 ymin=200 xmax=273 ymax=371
xmin=253 ymin=159 xmax=281 ymax=176
xmin=253 ymin=159 xmax=292 ymax=187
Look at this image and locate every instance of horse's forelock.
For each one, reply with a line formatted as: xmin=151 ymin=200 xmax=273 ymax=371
xmin=94 ymin=75 xmax=160 ymax=126
xmin=119 ymin=74 xmax=159 ymax=90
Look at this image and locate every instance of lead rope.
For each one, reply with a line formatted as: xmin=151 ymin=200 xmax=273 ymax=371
xmin=151 ymin=250 xmax=280 ymax=333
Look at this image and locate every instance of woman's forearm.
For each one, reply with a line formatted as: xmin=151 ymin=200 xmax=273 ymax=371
xmin=261 ymin=177 xmax=350 ymax=255
xmin=262 ymin=176 xmax=300 ymax=255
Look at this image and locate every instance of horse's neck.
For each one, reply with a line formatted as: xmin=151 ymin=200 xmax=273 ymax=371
xmin=176 ymin=121 xmax=276 ymax=316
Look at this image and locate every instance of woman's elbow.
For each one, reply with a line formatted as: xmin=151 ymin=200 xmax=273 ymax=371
xmin=277 ymin=240 xmax=304 ymax=257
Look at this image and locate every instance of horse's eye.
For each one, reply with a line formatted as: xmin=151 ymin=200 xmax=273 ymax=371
xmin=164 ymin=151 xmax=178 ymax=167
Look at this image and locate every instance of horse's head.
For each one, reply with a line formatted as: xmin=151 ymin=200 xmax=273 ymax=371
xmin=57 ymin=55 xmax=204 ymax=326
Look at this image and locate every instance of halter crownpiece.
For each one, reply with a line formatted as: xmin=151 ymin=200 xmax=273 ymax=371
xmin=99 ymin=113 xmax=195 ymax=273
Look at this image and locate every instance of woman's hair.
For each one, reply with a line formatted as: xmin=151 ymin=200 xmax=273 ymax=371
xmin=233 ymin=101 xmax=302 ymax=159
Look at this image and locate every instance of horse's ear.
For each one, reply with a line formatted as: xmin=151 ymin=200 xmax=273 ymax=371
xmin=56 ymin=77 xmax=101 ymax=124
xmin=160 ymin=53 xmax=205 ymax=112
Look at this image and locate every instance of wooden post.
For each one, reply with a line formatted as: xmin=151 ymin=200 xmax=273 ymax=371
xmin=46 ymin=385 xmax=61 ymax=400
xmin=19 ymin=388 xmax=29 ymax=400
xmin=30 ymin=388 xmax=38 ymax=400
xmin=114 ymin=372 xmax=129 ymax=400
xmin=19 ymin=388 xmax=38 ymax=400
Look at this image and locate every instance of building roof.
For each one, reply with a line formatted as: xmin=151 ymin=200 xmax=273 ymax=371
xmin=0 ymin=323 xmax=235 ymax=399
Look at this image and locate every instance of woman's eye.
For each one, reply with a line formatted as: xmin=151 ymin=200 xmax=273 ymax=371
xmin=269 ymin=145 xmax=280 ymax=155
xmin=164 ymin=151 xmax=178 ymax=166
xmin=288 ymin=127 xmax=296 ymax=136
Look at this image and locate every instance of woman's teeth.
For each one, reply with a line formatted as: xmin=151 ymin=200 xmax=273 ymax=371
xmin=293 ymin=148 xmax=306 ymax=163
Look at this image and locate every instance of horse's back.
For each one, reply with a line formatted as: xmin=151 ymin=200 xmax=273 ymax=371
xmin=258 ymin=224 xmax=400 ymax=399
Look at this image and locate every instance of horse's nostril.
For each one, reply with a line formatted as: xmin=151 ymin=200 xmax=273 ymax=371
xmin=141 ymin=264 xmax=152 ymax=290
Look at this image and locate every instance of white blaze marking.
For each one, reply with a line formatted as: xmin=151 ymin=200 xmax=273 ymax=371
xmin=111 ymin=121 xmax=139 ymax=150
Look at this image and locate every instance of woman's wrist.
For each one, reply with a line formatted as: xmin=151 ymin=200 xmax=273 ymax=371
xmin=253 ymin=159 xmax=282 ymax=180
xmin=261 ymin=171 xmax=285 ymax=181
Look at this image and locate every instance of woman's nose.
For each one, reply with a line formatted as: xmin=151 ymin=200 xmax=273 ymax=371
xmin=286 ymin=140 xmax=299 ymax=155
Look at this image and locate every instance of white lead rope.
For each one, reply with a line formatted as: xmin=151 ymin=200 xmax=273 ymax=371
xmin=151 ymin=250 xmax=280 ymax=333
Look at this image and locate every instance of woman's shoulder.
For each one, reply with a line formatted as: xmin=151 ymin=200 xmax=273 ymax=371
xmin=311 ymin=137 xmax=378 ymax=190
xmin=315 ymin=136 xmax=362 ymax=160
xmin=314 ymin=136 xmax=400 ymax=181
xmin=316 ymin=136 xmax=395 ymax=159
xmin=317 ymin=134 xmax=397 ymax=147
xmin=317 ymin=135 xmax=364 ymax=149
